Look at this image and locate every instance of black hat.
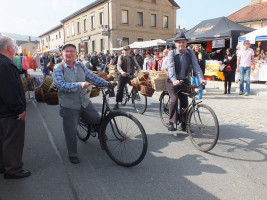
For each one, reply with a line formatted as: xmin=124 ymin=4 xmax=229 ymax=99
xmin=123 ymin=45 xmax=131 ymax=50
xmin=173 ymin=32 xmax=188 ymax=42
xmin=62 ymin=43 xmax=76 ymax=51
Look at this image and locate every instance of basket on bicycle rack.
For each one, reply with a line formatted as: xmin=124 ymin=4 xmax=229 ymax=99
xmin=45 ymin=92 xmax=59 ymax=105
xmin=130 ymin=77 xmax=141 ymax=91
xmin=40 ymin=76 xmax=53 ymax=93
xmin=152 ymin=77 xmax=167 ymax=91
xmin=21 ymin=78 xmax=27 ymax=92
xmin=34 ymin=87 xmax=46 ymax=102
xmin=89 ymin=87 xmax=100 ymax=98
xmin=140 ymin=85 xmax=155 ymax=97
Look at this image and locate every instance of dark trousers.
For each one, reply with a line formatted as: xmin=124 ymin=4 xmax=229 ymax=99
xmin=224 ymin=71 xmax=233 ymax=92
xmin=116 ymin=75 xmax=131 ymax=103
xmin=60 ymin=102 xmax=101 ymax=157
xmin=0 ymin=116 xmax=25 ymax=173
xmin=166 ymin=79 xmax=188 ymax=124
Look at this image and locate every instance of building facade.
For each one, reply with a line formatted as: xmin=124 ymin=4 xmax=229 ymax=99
xmin=60 ymin=0 xmax=179 ymax=53
xmin=39 ymin=24 xmax=64 ymax=52
xmin=228 ymin=0 xmax=267 ymax=29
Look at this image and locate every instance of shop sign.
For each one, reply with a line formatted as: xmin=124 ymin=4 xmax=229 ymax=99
xmin=212 ymin=39 xmax=225 ymax=48
xmin=81 ymin=36 xmax=90 ymax=41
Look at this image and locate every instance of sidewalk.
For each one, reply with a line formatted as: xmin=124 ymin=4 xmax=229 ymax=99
xmin=205 ymin=80 xmax=267 ymax=96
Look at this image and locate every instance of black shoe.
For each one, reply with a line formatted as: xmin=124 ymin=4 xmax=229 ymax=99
xmin=178 ymin=123 xmax=186 ymax=132
xmin=113 ymin=103 xmax=119 ymax=110
xmin=69 ymin=156 xmax=80 ymax=164
xmin=228 ymin=91 xmax=230 ymax=94
xmin=168 ymin=123 xmax=177 ymax=131
xmin=4 ymin=170 xmax=31 ymax=179
xmin=224 ymin=91 xmax=227 ymax=94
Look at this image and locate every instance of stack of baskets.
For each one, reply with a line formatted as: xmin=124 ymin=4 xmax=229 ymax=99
xmin=130 ymin=71 xmax=155 ymax=97
xmin=34 ymin=76 xmax=59 ymax=105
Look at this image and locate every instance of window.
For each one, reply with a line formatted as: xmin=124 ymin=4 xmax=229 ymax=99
xmin=151 ymin=14 xmax=156 ymax=27
xmin=137 ymin=12 xmax=143 ymax=26
xmin=100 ymin=39 xmax=104 ymax=52
xmin=56 ymin=35 xmax=58 ymax=40
xmin=48 ymin=35 xmax=50 ymax=41
xmin=84 ymin=19 xmax=87 ymax=31
xmin=163 ymin=16 xmax=168 ymax=28
xmin=42 ymin=39 xmax=44 ymax=45
xmin=100 ymin=12 xmax=104 ymax=25
xmin=59 ymin=31 xmax=61 ymax=39
xmin=66 ymin=27 xmax=70 ymax=37
xmin=71 ymin=24 xmax=75 ymax=35
xmin=91 ymin=16 xmax=95 ymax=29
xmin=152 ymin=0 xmax=156 ymax=3
xmin=137 ymin=38 xmax=143 ymax=41
xmin=123 ymin=37 xmax=129 ymax=46
xmin=92 ymin=40 xmax=95 ymax=52
xmin=77 ymin=22 xmax=80 ymax=34
xmin=122 ymin=10 xmax=128 ymax=24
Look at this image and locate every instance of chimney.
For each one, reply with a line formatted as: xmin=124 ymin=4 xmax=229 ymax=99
xmin=28 ymin=36 xmax=31 ymax=42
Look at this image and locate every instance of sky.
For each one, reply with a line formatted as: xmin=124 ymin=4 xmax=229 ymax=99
xmin=0 ymin=0 xmax=251 ymax=37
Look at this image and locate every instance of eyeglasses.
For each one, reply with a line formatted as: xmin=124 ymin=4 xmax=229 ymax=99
xmin=64 ymin=50 xmax=76 ymax=53
xmin=245 ymin=43 xmax=250 ymax=45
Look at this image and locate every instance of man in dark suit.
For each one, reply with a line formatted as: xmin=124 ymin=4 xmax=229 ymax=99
xmin=166 ymin=33 xmax=206 ymax=132
xmin=0 ymin=36 xmax=31 ymax=179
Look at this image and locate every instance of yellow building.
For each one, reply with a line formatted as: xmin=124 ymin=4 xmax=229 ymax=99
xmin=39 ymin=24 xmax=64 ymax=53
xmin=61 ymin=0 xmax=179 ymax=53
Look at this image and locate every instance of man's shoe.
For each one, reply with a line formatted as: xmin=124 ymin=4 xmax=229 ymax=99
xmin=239 ymin=91 xmax=243 ymax=95
xmin=168 ymin=123 xmax=177 ymax=131
xmin=244 ymin=92 xmax=249 ymax=96
xmin=178 ymin=123 xmax=186 ymax=132
xmin=4 ymin=170 xmax=31 ymax=179
xmin=228 ymin=90 xmax=231 ymax=94
xmin=113 ymin=103 xmax=119 ymax=110
xmin=69 ymin=156 xmax=80 ymax=164
xmin=224 ymin=91 xmax=227 ymax=94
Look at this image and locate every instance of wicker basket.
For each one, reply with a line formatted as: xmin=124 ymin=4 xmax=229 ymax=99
xmin=152 ymin=77 xmax=167 ymax=91
xmin=89 ymin=87 xmax=100 ymax=98
xmin=48 ymin=82 xmax=58 ymax=92
xmin=40 ymin=76 xmax=53 ymax=93
xmin=34 ymin=87 xmax=45 ymax=102
xmin=45 ymin=92 xmax=59 ymax=105
xmin=21 ymin=78 xmax=27 ymax=92
xmin=140 ymin=85 xmax=155 ymax=97
xmin=107 ymin=74 xmax=114 ymax=81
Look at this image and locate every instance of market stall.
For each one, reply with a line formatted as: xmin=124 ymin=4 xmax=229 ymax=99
xmin=167 ymin=17 xmax=254 ymax=80
xmin=238 ymin=26 xmax=267 ymax=82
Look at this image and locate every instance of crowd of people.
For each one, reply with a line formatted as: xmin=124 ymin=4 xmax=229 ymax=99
xmin=0 ymin=32 xmax=259 ymax=179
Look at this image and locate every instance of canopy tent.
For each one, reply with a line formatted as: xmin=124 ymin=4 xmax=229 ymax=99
xmin=167 ymin=17 xmax=254 ymax=45
xmin=129 ymin=39 xmax=166 ymax=49
xmin=238 ymin=25 xmax=267 ymax=44
xmin=111 ymin=39 xmax=166 ymax=51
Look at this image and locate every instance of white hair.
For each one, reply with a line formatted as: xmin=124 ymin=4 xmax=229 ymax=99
xmin=0 ymin=36 xmax=14 ymax=50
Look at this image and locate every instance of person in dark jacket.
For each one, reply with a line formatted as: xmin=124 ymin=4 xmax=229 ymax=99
xmin=223 ymin=48 xmax=237 ymax=94
xmin=0 ymin=36 xmax=31 ymax=179
xmin=134 ymin=49 xmax=144 ymax=70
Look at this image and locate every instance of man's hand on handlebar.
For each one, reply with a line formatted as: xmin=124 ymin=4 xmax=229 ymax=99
xmin=201 ymin=80 xmax=207 ymax=86
xmin=173 ymin=80 xmax=183 ymax=86
xmin=121 ymin=71 xmax=127 ymax=77
xmin=80 ymin=82 xmax=90 ymax=89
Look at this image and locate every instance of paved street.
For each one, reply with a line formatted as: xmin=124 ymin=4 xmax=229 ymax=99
xmin=0 ymin=78 xmax=267 ymax=200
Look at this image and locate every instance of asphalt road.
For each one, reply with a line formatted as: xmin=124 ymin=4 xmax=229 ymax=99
xmin=0 ymin=81 xmax=267 ymax=200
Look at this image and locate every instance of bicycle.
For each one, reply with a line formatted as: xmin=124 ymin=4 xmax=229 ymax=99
xmin=77 ymin=85 xmax=148 ymax=167
xmin=121 ymin=74 xmax=147 ymax=114
xmin=159 ymin=82 xmax=219 ymax=152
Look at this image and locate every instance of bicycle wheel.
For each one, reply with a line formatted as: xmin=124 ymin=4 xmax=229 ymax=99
xmin=159 ymin=92 xmax=170 ymax=127
xmin=100 ymin=111 xmax=148 ymax=167
xmin=121 ymin=86 xmax=128 ymax=106
xmin=77 ymin=120 xmax=92 ymax=142
xmin=187 ymin=104 xmax=219 ymax=152
xmin=132 ymin=90 xmax=147 ymax=114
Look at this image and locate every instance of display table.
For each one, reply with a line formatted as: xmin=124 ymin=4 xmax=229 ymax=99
xmin=251 ymin=64 xmax=267 ymax=82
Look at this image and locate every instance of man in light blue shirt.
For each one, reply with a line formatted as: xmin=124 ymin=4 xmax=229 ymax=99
xmin=166 ymin=33 xmax=205 ymax=132
xmin=52 ymin=44 xmax=110 ymax=164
